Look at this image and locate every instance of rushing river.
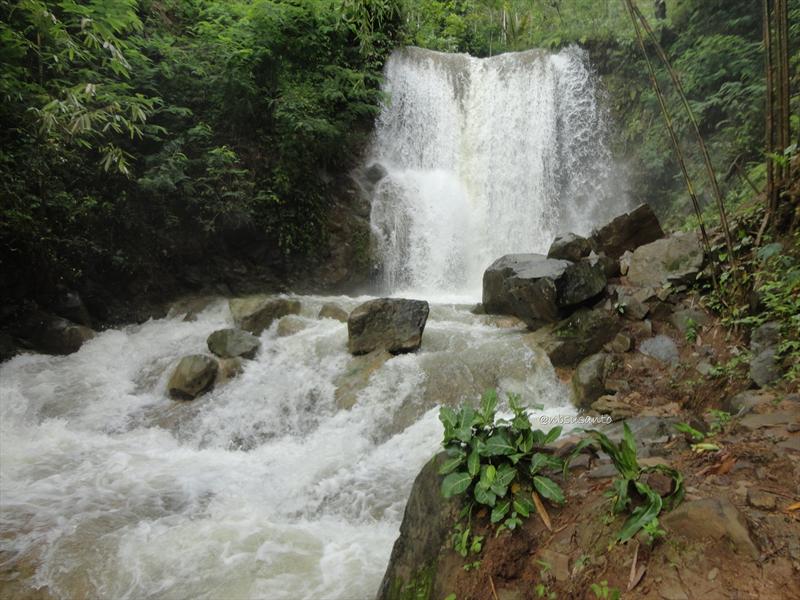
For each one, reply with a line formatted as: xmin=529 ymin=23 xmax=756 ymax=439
xmin=1 ymin=297 xmax=572 ymax=599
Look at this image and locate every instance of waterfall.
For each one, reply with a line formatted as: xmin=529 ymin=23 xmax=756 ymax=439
xmin=369 ymin=46 xmax=627 ymax=299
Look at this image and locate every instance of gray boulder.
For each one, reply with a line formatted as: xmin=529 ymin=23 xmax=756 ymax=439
xmin=529 ymin=308 xmax=620 ymax=367
xmin=347 ymin=298 xmax=429 ymax=355
xmin=229 ymin=296 xmax=301 ymax=335
xmin=663 ymin=498 xmax=758 ymax=558
xmin=591 ymin=204 xmax=664 ymax=259
xmin=276 ymin=315 xmax=309 ymax=337
xmin=377 ymin=454 xmax=458 ymax=600
xmin=207 ymin=328 xmax=260 ymax=359
xmin=627 ymin=232 xmax=704 ymax=287
xmin=168 ymin=355 xmax=218 ymax=400
xmin=318 ymin=302 xmax=349 ymax=322
xmin=52 ymin=290 xmax=92 ymax=327
xmin=571 ymin=352 xmax=611 ymax=409
xmin=23 ymin=312 xmax=95 ymax=355
xmin=482 ymin=254 xmax=606 ymax=329
xmin=670 ymin=307 xmax=710 ymax=335
xmin=547 ymin=233 xmax=592 ymax=262
xmin=639 ymin=335 xmax=679 ymax=365
xmin=749 ymin=322 xmax=782 ymax=387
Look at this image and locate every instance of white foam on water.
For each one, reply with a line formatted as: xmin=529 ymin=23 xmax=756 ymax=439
xmin=0 ymin=296 xmax=574 ymax=599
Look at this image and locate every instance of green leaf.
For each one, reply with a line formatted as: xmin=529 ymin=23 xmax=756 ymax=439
xmin=494 ymin=464 xmax=517 ymax=488
xmin=533 ymin=476 xmax=565 ymax=505
xmin=474 ymin=484 xmax=497 ymax=506
xmin=513 ymin=496 xmax=535 ymax=518
xmin=467 ymin=448 xmax=480 ymax=477
xmin=439 ymin=406 xmax=458 ymax=429
xmin=479 ymin=389 xmax=498 ymax=423
xmin=491 ymin=499 xmax=511 ymax=523
xmin=441 ymin=471 xmax=473 ymax=498
xmin=530 ymin=452 xmax=549 ymax=475
xmin=438 ymin=455 xmax=465 ymax=475
xmin=617 ymin=483 xmax=663 ymax=541
xmin=543 ymin=426 xmax=562 ymax=445
xmin=479 ymin=464 xmax=497 ymax=489
xmin=484 ymin=430 xmax=515 ymax=456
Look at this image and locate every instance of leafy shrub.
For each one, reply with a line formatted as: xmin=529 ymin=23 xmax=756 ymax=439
xmin=438 ymin=391 xmax=568 ymax=532
xmin=580 ymin=423 xmax=684 ymax=542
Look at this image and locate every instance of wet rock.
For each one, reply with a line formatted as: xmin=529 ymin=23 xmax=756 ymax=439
xmin=627 ymin=232 xmax=705 ymax=287
xmin=591 ymin=203 xmax=664 ymax=259
xmin=639 ymin=335 xmax=679 ymax=365
xmin=724 ymin=390 xmax=776 ymax=414
xmin=628 ymin=319 xmax=653 ymax=339
xmin=168 ymin=355 xmax=218 ymax=400
xmin=571 ymin=353 xmax=610 ymax=409
xmin=615 ymin=290 xmax=649 ymax=320
xmin=52 ymin=289 xmax=92 ymax=327
xmin=739 ymin=412 xmax=795 ymax=430
xmin=482 ymin=254 xmax=606 ymax=329
xmin=216 ymin=357 xmax=244 ymax=384
xmin=364 ymin=162 xmax=388 ymax=184
xmin=335 ymin=350 xmax=391 ymax=409
xmin=557 ymin=260 xmax=607 ymax=307
xmin=605 ymin=332 xmax=632 ymax=353
xmin=663 ymin=497 xmax=758 ymax=558
xmin=377 ymin=454 xmax=457 ymax=600
xmin=207 ymin=328 xmax=260 ymax=359
xmin=229 ymin=296 xmax=301 ymax=335
xmin=530 ymin=309 xmax=620 ymax=367
xmin=347 ymin=298 xmax=429 ymax=355
xmin=318 ymin=302 xmax=349 ymax=322
xmin=605 ymin=378 xmax=630 ymax=393
xmin=21 ymin=311 xmax=95 ymax=355
xmin=591 ymin=395 xmax=634 ymax=420
xmin=0 ymin=332 xmax=19 ymax=362
xmin=547 ymin=233 xmax=592 ymax=262
xmin=276 ymin=315 xmax=309 ymax=337
xmin=482 ymin=254 xmax=566 ymax=328
xmin=746 ymin=489 xmax=777 ymax=511
xmin=644 ymin=471 xmax=674 ymax=496
xmin=588 ymin=463 xmax=618 ymax=478
xmin=749 ymin=322 xmax=782 ymax=387
xmin=588 ymin=251 xmax=620 ymax=279
xmin=751 ymin=322 xmax=781 ymax=353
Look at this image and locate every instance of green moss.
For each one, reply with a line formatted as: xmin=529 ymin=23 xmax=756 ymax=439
xmin=386 ymin=564 xmax=436 ymax=600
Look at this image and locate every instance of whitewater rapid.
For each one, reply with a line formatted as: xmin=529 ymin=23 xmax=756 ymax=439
xmin=0 ymin=297 xmax=573 ymax=599
xmin=369 ymin=46 xmax=626 ymax=298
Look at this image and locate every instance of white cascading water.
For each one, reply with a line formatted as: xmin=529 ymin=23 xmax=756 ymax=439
xmin=369 ymin=46 xmax=626 ymax=299
xmin=0 ymin=46 xmax=623 ymax=600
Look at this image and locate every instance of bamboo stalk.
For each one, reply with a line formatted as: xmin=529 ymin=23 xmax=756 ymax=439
xmin=777 ymin=0 xmax=791 ymax=181
xmin=621 ymin=1 xmax=712 ymax=254
xmin=631 ymin=3 xmax=738 ymax=280
xmin=764 ymin=0 xmax=776 ymax=218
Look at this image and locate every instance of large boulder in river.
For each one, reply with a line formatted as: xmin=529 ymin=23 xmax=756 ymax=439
xmin=20 ymin=311 xmax=95 ymax=355
xmin=347 ymin=298 xmax=429 ymax=355
xmin=377 ymin=453 xmax=458 ymax=600
xmin=627 ymin=232 xmax=704 ymax=287
xmin=318 ymin=302 xmax=349 ymax=322
xmin=547 ymin=233 xmax=592 ymax=262
xmin=482 ymin=254 xmax=606 ymax=329
xmin=529 ymin=308 xmax=620 ymax=367
xmin=591 ymin=203 xmax=664 ymax=259
xmin=229 ymin=296 xmax=301 ymax=335
xmin=207 ymin=328 xmax=260 ymax=359
xmin=167 ymin=355 xmax=218 ymax=400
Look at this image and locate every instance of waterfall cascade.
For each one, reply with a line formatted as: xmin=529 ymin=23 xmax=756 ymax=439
xmin=369 ymin=46 xmax=627 ymax=299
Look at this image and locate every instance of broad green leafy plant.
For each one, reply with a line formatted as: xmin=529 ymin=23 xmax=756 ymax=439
xmin=581 ymin=423 xmax=684 ymax=542
xmin=438 ymin=391 xmax=568 ymax=532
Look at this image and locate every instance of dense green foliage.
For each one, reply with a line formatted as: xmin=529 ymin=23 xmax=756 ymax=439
xmin=0 ymin=0 xmax=400 ymax=308
xmin=438 ymin=391 xmax=569 ymax=532
xmin=581 ymin=424 xmax=684 ymax=542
